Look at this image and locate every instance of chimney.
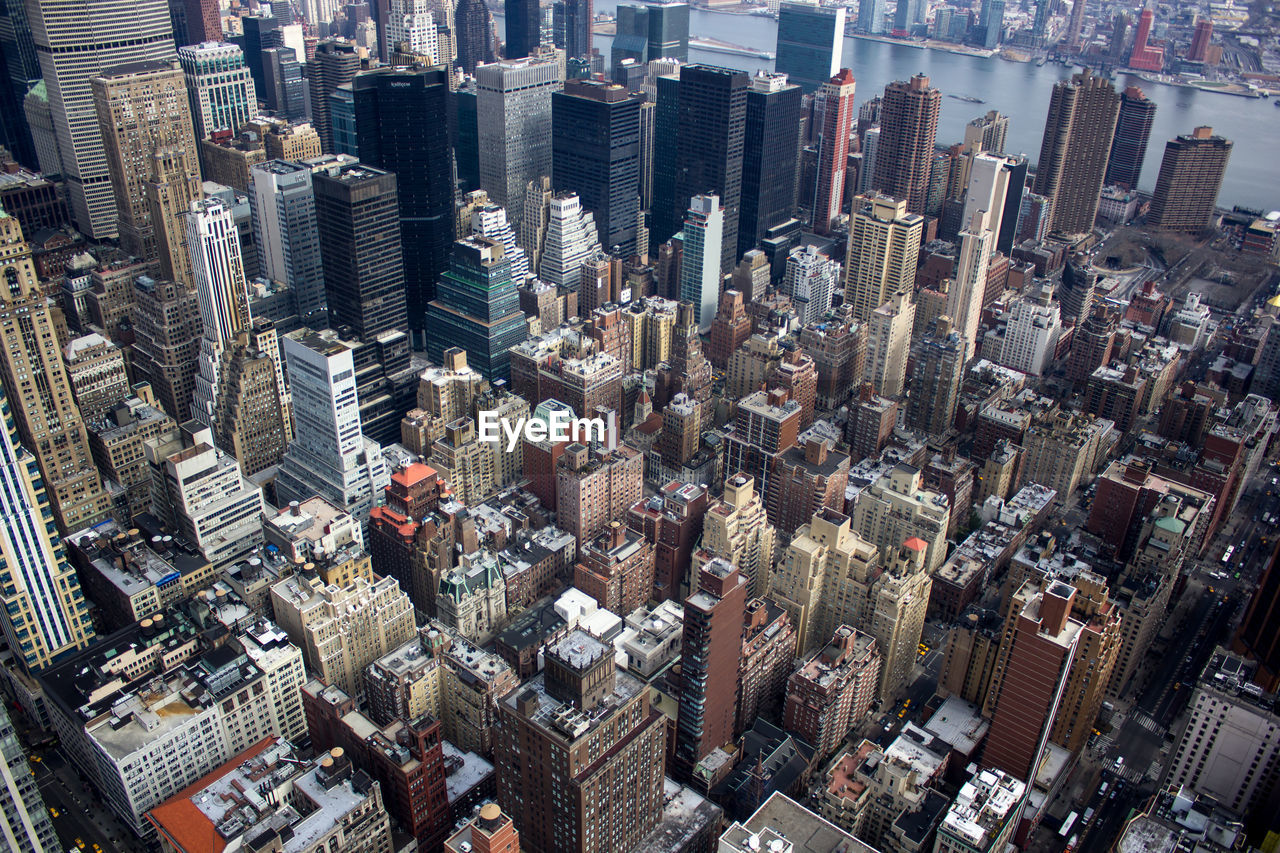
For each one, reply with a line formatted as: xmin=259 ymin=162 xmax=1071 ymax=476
xmin=804 ymin=437 xmax=828 ymax=465
xmin=1040 ymin=582 xmax=1076 ymax=635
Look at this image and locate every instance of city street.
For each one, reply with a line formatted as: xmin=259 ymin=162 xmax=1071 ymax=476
xmin=31 ymin=748 xmax=133 ymax=853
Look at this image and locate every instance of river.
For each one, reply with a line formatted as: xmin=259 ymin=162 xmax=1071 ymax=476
xmin=491 ymin=2 xmax=1278 ymax=212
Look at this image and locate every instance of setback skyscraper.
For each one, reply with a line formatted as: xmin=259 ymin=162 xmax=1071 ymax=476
xmin=353 ymin=66 xmax=453 ymax=345
xmin=774 ymin=2 xmax=846 ymax=94
xmin=739 ymin=71 xmax=801 ymax=258
xmin=1148 ymin=126 xmax=1232 ymax=234
xmin=680 ymin=194 xmax=724 ymax=332
xmin=1032 ymin=69 xmax=1120 ymax=235
xmin=426 ymin=236 xmax=529 ymax=382
xmin=1105 ymin=85 xmax=1156 ymax=190
xmin=311 ymin=40 xmax=361 ymax=153
xmin=873 ymin=73 xmax=940 ymax=215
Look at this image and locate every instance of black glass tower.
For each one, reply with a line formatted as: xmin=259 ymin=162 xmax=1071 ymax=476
xmin=739 ymin=73 xmax=801 ymax=259
xmin=1105 ymin=85 xmax=1157 ymax=191
xmin=774 ymin=2 xmax=844 ymax=94
xmin=455 ymin=0 xmax=494 ymax=73
xmin=505 ymin=0 xmax=540 ymax=59
xmin=425 ymin=237 xmax=529 ymax=382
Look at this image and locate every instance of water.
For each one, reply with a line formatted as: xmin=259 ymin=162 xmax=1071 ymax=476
xmin=493 ymin=2 xmax=1277 ymax=211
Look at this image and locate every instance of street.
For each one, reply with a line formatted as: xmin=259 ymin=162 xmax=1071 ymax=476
xmin=30 ymin=748 xmax=133 ymax=853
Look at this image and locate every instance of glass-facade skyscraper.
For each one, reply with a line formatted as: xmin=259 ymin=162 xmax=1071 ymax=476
xmin=426 ymin=236 xmax=529 ymax=382
xmin=774 ymin=2 xmax=846 ymax=94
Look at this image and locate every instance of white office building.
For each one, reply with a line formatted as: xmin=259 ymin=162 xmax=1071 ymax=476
xmin=961 ymin=153 xmax=1011 ymax=248
xmin=679 ymin=194 xmax=724 ymax=332
xmin=538 ymin=193 xmax=601 ymax=292
xmin=178 ymin=42 xmax=254 ymax=140
xmin=945 ymin=208 xmax=993 ymax=363
xmin=784 ymin=244 xmax=840 ymax=325
xmin=999 ymin=283 xmax=1062 ymax=376
xmin=471 ymin=203 xmax=530 ymax=283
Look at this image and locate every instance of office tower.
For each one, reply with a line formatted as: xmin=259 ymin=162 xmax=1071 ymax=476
xmin=211 ymin=320 xmax=292 ymax=476
xmin=1148 ymin=126 xmax=1232 ymax=233
xmin=946 ymin=208 xmax=993 ymax=362
xmin=994 ymin=155 xmax=1027 ymax=254
xmin=675 ymin=559 xmax=747 ymax=780
xmin=672 ymin=64 xmax=748 ymax=272
xmin=612 ymin=2 xmax=688 ymax=71
xmin=0 ymin=211 xmax=111 ymax=534
xmin=504 ymin=0 xmax=539 ymax=59
xmin=27 ymin=0 xmax=176 ymax=238
xmin=983 ymin=581 xmax=1081 ymax=780
xmin=92 ymin=59 xmax=199 ymax=263
xmin=857 ymin=0 xmax=886 ymax=33
xmin=130 ymin=277 xmax=201 ymax=421
xmin=352 ymin=67 xmax=452 ymax=344
xmin=552 ymin=0 xmax=592 ymax=59
xmin=241 ymin=13 xmax=279 ymax=100
xmin=0 ymin=383 xmax=96 ymax=673
xmin=313 ymin=163 xmax=407 ymax=344
xmin=454 ymin=0 xmax=494 ymax=73
xmin=476 ymin=57 xmax=561 ymax=222
xmin=178 ymin=42 xmax=252 ymax=139
xmin=553 ymin=79 xmax=643 ymax=256
xmin=538 ymin=193 xmax=601 ymax=291
xmin=384 ymin=0 xmax=439 ymax=60
xmin=1033 ymin=69 xmax=1120 ymax=235
xmin=907 ymin=316 xmax=964 ymax=437
xmin=964 ymin=110 xmax=1008 ymax=154
xmin=426 ymin=237 xmax=528 ymax=382
xmin=1016 ymin=189 xmax=1050 ymax=243
xmin=1058 ymin=252 xmax=1096 ymax=324
xmin=962 ymin=153 xmax=1010 ymax=246
xmin=679 ymin=194 xmax=723 ymax=332
xmin=495 ymin=632 xmax=666 ymax=853
xmin=873 ymin=73 xmax=940 ymax=215
xmin=774 ymin=2 xmax=845 ymax=94
xmin=811 ymin=69 xmax=855 ymax=236
xmin=1128 ymin=7 xmax=1164 ymax=71
xmin=65 ymin=334 xmax=130 ymax=422
xmin=1189 ymin=16 xmax=1213 ymax=62
xmin=1105 ymin=85 xmax=1156 ymax=190
xmin=843 ymin=193 xmax=923 ymax=322
xmin=980 ymin=0 xmax=1004 ymax=46
xmin=783 ymin=245 xmax=839 ymax=325
xmin=0 ymin=701 xmax=58 ymax=850
xmin=783 ymin=625 xmax=880 ymax=757
xmin=471 ymin=203 xmax=529 ymax=282
xmin=851 ymin=463 xmax=948 ymax=571
xmin=312 ymin=40 xmax=361 ymax=152
xmin=249 ymin=161 xmax=326 ymax=326
xmin=189 ymin=196 xmax=251 ymax=426
xmin=999 ymin=283 xmax=1062 ymax=375
xmin=0 ymin=0 xmax=40 ymax=169
xmin=739 ymin=72 xmax=801 ymax=258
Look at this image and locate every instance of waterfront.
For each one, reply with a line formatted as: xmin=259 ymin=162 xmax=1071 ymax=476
xmin=495 ymin=2 xmax=1278 ymax=211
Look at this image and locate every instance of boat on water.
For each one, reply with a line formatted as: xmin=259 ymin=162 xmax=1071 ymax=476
xmin=948 ymin=94 xmax=985 ymax=103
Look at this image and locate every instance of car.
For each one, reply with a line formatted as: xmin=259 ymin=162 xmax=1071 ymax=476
xmin=75 ymin=841 xmax=84 ymax=851
xmin=92 ymin=845 xmax=102 ymax=853
xmin=49 ymin=807 xmax=59 ymax=818
xmin=29 ymin=755 xmax=39 ymax=763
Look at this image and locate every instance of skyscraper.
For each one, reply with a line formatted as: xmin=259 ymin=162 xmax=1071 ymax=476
xmin=774 ymin=2 xmax=846 ymax=94
xmin=864 ymin=289 xmax=915 ymax=398
xmin=945 ymin=207 xmax=993 ymax=362
xmin=189 ymin=196 xmax=253 ymax=429
xmin=0 ymin=701 xmax=59 ymax=850
xmin=353 ymin=66 xmax=453 ymax=345
xmin=454 ymin=0 xmax=495 ymax=73
xmin=1148 ymin=126 xmax=1232 ymax=233
xmin=250 ymin=160 xmax=328 ymax=326
xmin=241 ymin=13 xmax=280 ymax=100
xmin=1189 ymin=17 xmax=1213 ymax=62
xmin=426 ymin=237 xmax=529 ymax=382
xmin=27 ymin=0 xmax=177 ymax=237
xmin=739 ymin=71 xmax=801 ymax=258
xmin=1105 ymin=85 xmax=1156 ymax=190
xmin=178 ymin=42 xmax=253 ymax=139
xmin=979 ymin=0 xmax=1004 ymax=47
xmin=674 ymin=558 xmax=747 ymax=781
xmin=964 ymin=109 xmax=1008 ymax=154
xmin=0 ymin=209 xmax=111 ymax=534
xmin=311 ymin=40 xmax=361 ymax=153
xmin=0 ymin=382 xmax=96 ymax=673
xmin=873 ymin=73 xmax=940 ymax=215
xmin=673 ymin=64 xmax=748 ymax=273
xmin=893 ymin=0 xmax=925 ymax=34
xmin=313 ymin=162 xmax=407 ymax=341
xmin=495 ymin=631 xmax=666 ymax=853
xmin=504 ymin=0 xmax=540 ymax=59
xmin=1128 ymin=8 xmax=1164 ymax=72
xmin=261 ymin=46 xmax=307 ymax=120
xmin=476 ymin=56 xmax=562 ymax=224
xmin=0 ymin=0 xmax=41 ymax=168
xmin=843 ymin=193 xmax=923 ymax=322
xmin=91 ymin=59 xmax=199 ymax=263
xmin=906 ymin=316 xmax=964 ymax=437
xmin=276 ymin=329 xmax=390 ymax=518
xmin=857 ymin=0 xmax=886 ymax=34
xmin=553 ymin=79 xmax=643 ymax=256
xmin=211 ymin=320 xmax=292 ymax=476
xmin=811 ymin=69 xmax=856 ymax=236
xmin=679 ymin=194 xmax=724 ymax=332
xmin=1032 ymin=69 xmax=1120 ymax=235
xmin=553 ymin=0 xmax=592 ymax=59
xmin=538 ymin=193 xmax=601 ymax=291
xmin=784 ymin=244 xmax=840 ymax=325
xmin=611 ymin=2 xmax=689 ymax=71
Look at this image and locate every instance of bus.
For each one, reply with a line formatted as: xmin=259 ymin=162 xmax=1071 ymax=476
xmin=1223 ymin=546 xmax=1235 ymax=565
xmin=1059 ymin=812 xmax=1078 ymax=837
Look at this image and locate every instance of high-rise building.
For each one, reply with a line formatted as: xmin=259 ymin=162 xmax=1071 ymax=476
xmin=771 ymin=507 xmax=874 ymax=653
xmin=1128 ymin=7 xmax=1164 ymax=71
xmin=695 ymin=473 xmax=776 ymax=597
xmin=0 ymin=384 xmax=96 ymax=673
xmin=312 ymin=40 xmax=361 ymax=153
xmin=211 ymin=320 xmax=292 ymax=476
xmin=739 ymin=71 xmax=801 ymax=258
xmin=312 ymin=162 xmax=408 ymax=341
xmin=961 ymin=153 xmax=1010 ymax=248
xmin=671 ymin=64 xmax=748 ymax=272
xmin=249 ymin=160 xmax=327 ymax=326
xmin=1105 ymin=85 xmax=1156 ymax=191
xmin=811 ymin=69 xmax=856 ymax=236
xmin=783 ymin=625 xmax=880 ymax=757
xmin=873 ymin=74 xmax=939 ymax=215
xmin=0 ymin=210 xmax=111 ymax=534
xmin=92 ymin=59 xmax=200 ymax=264
xmin=426 ymin=236 xmax=529 ymax=383
xmin=471 ymin=202 xmax=529 ymax=282
xmin=611 ymin=2 xmax=688 ymax=72
xmin=27 ymin=0 xmax=177 ymax=238
xmin=494 ymin=630 xmax=667 ymax=853
xmin=0 ymin=701 xmax=58 ymax=851
xmin=851 ymin=464 xmax=949 ymax=572
xmin=538 ymin=193 xmax=601 ymax=292
xmin=240 ymin=13 xmax=280 ymax=100
xmin=679 ymin=194 xmax=724 ymax=332
xmin=857 ymin=0 xmax=886 ymax=33
xmin=674 ymin=558 xmax=747 ymax=781
xmin=178 ymin=42 xmax=253 ymax=139
xmin=556 ymin=443 xmax=644 ymax=542
xmin=1032 ymin=69 xmax=1120 ymax=235
xmin=946 ymin=207 xmax=994 ymax=362
xmin=351 ymin=67 xmax=453 ymax=345
xmin=130 ymin=276 xmax=202 ymax=421
xmin=783 ymin=244 xmax=839 ymax=325
xmin=1148 ymin=126 xmax=1232 ymax=233
xmin=843 ymin=193 xmax=923 ymax=322
xmin=262 ymin=46 xmax=306 ymax=119
xmin=276 ymin=329 xmax=390 ymax=518
xmin=504 ymin=0 xmax=540 ymax=59
xmin=188 ymin=196 xmax=252 ymax=428
xmin=553 ymin=80 xmax=643 ymax=256
xmin=864 ymin=288 xmax=914 ymax=399
xmin=964 ymin=109 xmax=1008 ymax=154
xmin=774 ymin=2 xmax=845 ymax=94
xmin=1189 ymin=17 xmax=1213 ymax=62
xmin=553 ymin=0 xmax=592 ymax=60
xmin=999 ymin=283 xmax=1063 ymax=376
xmin=907 ymin=316 xmax=965 ymax=438
xmin=476 ymin=57 xmax=562 ymax=223
xmin=455 ymin=0 xmax=495 ymax=73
